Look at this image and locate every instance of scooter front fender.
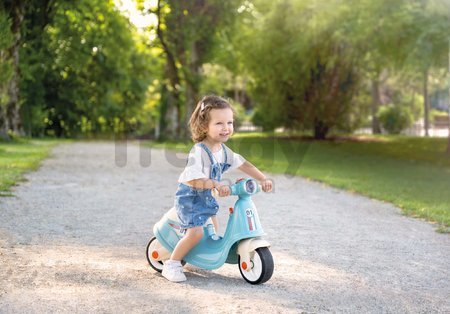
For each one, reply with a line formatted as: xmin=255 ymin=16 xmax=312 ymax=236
xmin=237 ymin=237 xmax=271 ymax=268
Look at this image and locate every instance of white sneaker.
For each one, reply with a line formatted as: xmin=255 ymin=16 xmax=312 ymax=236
xmin=162 ymin=260 xmax=186 ymax=282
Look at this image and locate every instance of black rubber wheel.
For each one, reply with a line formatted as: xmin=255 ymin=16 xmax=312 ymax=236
xmin=238 ymin=247 xmax=274 ymax=285
xmin=146 ymin=236 xmax=186 ymax=272
xmin=146 ymin=236 xmax=164 ymax=272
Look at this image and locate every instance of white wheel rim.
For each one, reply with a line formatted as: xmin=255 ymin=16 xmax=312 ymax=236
xmin=147 ymin=239 xmax=164 ymax=271
xmin=241 ymin=251 xmax=263 ymax=282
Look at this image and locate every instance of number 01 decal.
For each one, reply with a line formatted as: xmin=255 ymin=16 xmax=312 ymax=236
xmin=246 ymin=209 xmax=256 ymax=231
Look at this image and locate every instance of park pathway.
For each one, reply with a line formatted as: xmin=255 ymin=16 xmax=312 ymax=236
xmin=0 ymin=142 xmax=449 ymax=313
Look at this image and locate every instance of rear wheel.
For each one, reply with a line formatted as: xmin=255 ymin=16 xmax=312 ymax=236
xmin=238 ymin=247 xmax=274 ymax=285
xmin=146 ymin=237 xmax=164 ymax=272
xmin=145 ymin=236 xmax=186 ymax=272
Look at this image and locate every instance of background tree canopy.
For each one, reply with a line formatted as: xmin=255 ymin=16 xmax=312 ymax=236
xmin=1 ymin=0 xmax=156 ymax=138
xmin=0 ymin=0 xmax=448 ymax=141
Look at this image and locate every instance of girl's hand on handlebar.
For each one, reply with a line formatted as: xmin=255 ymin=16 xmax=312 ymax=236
xmin=217 ymin=185 xmax=231 ymax=197
xmin=260 ymin=178 xmax=273 ymax=193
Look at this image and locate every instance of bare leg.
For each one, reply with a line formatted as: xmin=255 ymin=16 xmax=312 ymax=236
xmin=170 ymin=226 xmax=204 ymax=261
xmin=211 ymin=215 xmax=219 ymax=232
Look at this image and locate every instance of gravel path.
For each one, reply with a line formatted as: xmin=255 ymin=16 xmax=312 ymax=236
xmin=0 ymin=142 xmax=449 ymax=313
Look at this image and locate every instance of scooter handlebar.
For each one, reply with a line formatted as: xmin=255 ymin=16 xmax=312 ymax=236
xmin=212 ymin=179 xmax=261 ymax=197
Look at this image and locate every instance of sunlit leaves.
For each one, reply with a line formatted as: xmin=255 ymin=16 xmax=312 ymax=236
xmin=20 ymin=0 xmax=156 ymax=137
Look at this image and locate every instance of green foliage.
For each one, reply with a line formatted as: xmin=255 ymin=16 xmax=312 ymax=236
xmin=251 ymin=108 xmax=277 ymax=132
xmin=19 ymin=0 xmax=156 ymax=137
xmin=403 ymin=0 xmax=449 ymax=72
xmin=152 ymin=0 xmax=242 ymax=139
xmin=238 ymin=0 xmax=364 ymax=139
xmin=19 ymin=2 xmax=50 ymax=137
xmin=431 ymin=109 xmax=449 ymax=118
xmin=378 ymin=73 xmax=425 ymax=121
xmin=340 ymin=91 xmax=372 ymax=131
xmin=2 ymin=0 xmax=448 ymax=140
xmin=232 ymin=0 xmax=449 ymax=139
xmin=378 ymin=105 xmax=414 ymax=134
xmin=53 ymin=1 xmax=152 ymax=136
xmin=398 ymin=89 xmax=424 ymax=122
xmin=200 ymin=64 xmax=234 ymax=96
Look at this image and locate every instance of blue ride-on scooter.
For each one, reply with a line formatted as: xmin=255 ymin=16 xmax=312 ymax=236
xmin=146 ymin=178 xmax=274 ymax=284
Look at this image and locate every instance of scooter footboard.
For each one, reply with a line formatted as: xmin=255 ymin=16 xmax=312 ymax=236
xmin=237 ymin=237 xmax=271 ymax=266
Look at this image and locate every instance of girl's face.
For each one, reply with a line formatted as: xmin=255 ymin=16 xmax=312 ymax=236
xmin=205 ymin=108 xmax=234 ymax=144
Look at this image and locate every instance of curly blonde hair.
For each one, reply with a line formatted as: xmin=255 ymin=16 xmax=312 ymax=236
xmin=189 ymin=95 xmax=235 ymax=142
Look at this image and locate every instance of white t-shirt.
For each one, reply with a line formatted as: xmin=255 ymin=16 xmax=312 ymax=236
xmin=178 ymin=143 xmax=246 ymax=183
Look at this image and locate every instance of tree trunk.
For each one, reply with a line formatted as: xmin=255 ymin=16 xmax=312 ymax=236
xmin=0 ymin=45 xmax=7 ymax=138
xmin=0 ymin=76 xmax=9 ymax=139
xmin=423 ymin=68 xmax=430 ymax=137
xmin=314 ymin=118 xmax=329 ymax=140
xmin=6 ymin=0 xmax=24 ymax=137
xmin=164 ymin=99 xmax=179 ymax=139
xmin=157 ymin=85 xmax=168 ymax=140
xmin=158 ymin=64 xmax=180 ymax=139
xmin=156 ymin=0 xmax=182 ymax=140
xmin=185 ymin=83 xmax=196 ymax=138
xmin=0 ymin=97 xmax=10 ymax=140
xmin=371 ymin=78 xmax=382 ymax=134
xmin=447 ymin=37 xmax=450 ymax=154
xmin=184 ymin=41 xmax=201 ymax=139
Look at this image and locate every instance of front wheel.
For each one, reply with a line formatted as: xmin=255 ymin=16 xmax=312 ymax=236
xmin=238 ymin=247 xmax=274 ymax=285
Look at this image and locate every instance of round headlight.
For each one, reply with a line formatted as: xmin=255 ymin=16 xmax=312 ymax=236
xmin=245 ymin=179 xmax=256 ymax=194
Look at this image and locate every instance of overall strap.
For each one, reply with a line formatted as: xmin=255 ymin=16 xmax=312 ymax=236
xmin=199 ymin=143 xmax=215 ymax=165
xmin=221 ymin=143 xmax=228 ymax=164
xmin=199 ymin=143 xmax=229 ymax=181
xmin=199 ymin=143 xmax=228 ymax=165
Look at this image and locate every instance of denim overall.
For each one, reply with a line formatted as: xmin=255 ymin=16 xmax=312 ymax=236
xmin=175 ymin=143 xmax=231 ymax=229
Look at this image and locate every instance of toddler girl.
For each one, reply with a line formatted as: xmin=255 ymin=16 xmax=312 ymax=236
xmin=162 ymin=95 xmax=272 ymax=282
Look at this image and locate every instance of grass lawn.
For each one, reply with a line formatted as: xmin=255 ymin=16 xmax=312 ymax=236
xmin=150 ymin=135 xmax=450 ymax=232
xmin=0 ymin=139 xmax=58 ymax=196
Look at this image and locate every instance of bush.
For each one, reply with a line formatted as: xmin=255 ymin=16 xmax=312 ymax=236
xmin=378 ymin=105 xmax=413 ymax=134
xmin=251 ymin=108 xmax=277 ymax=132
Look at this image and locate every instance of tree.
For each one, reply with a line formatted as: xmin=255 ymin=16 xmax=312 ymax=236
xmin=28 ymin=0 xmax=153 ymax=137
xmin=20 ymin=0 xmax=55 ymax=136
xmin=149 ymin=0 xmax=240 ymax=140
xmin=350 ymin=0 xmax=411 ymax=134
xmin=2 ymin=0 xmax=26 ymax=138
xmin=402 ymin=0 xmax=448 ymax=137
xmin=240 ymin=0 xmax=363 ymax=139
xmin=447 ymin=21 xmax=450 ymax=154
xmin=154 ymin=0 xmax=182 ymax=139
xmin=0 ymin=7 xmax=14 ymax=139
xmin=0 ymin=0 xmax=161 ymax=139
